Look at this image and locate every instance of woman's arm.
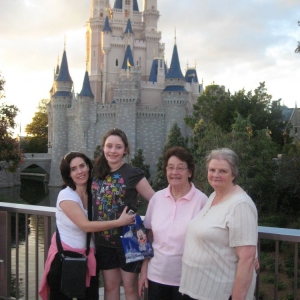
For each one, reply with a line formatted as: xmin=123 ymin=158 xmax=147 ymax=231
xmin=136 ymin=178 xmax=155 ymax=202
xmin=138 ymin=258 xmax=150 ymax=298
xmin=232 ymin=245 xmax=256 ymax=300
xmin=59 ymin=201 xmax=134 ymax=232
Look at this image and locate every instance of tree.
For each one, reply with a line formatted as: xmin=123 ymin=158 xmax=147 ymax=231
xmin=131 ymin=149 xmax=151 ymax=180
xmin=187 ymin=82 xmax=288 ymax=149
xmin=190 ymin=112 xmax=279 ymax=213
xmin=152 ymin=123 xmax=189 ymax=191
xmin=23 ymin=99 xmax=48 ymax=153
xmin=295 ymin=21 xmax=300 ymax=53
xmin=185 ymin=84 xmax=229 ymax=129
xmin=0 ymin=74 xmax=23 ymax=172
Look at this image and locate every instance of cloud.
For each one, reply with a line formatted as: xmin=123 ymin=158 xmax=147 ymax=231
xmin=1 ymin=0 xmax=300 ymax=130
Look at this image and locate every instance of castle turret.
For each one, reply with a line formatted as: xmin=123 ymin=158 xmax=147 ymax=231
xmin=163 ymin=40 xmax=188 ymax=137
xmin=142 ymin=0 xmax=161 ymax=79
xmin=185 ymin=67 xmax=201 ymax=106
xmin=101 ymin=16 xmax=112 ymax=104
xmin=78 ymin=70 xmax=94 ymax=151
xmin=122 ymin=45 xmax=134 ymax=70
xmin=48 ymin=49 xmax=73 ymax=186
xmin=149 ymin=58 xmax=166 ymax=84
xmin=124 ymin=19 xmax=134 ymax=49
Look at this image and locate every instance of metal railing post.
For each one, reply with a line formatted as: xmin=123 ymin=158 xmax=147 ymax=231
xmin=0 ymin=211 xmax=11 ymax=298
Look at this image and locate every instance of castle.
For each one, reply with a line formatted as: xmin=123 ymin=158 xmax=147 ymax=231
xmin=47 ymin=0 xmax=202 ymax=186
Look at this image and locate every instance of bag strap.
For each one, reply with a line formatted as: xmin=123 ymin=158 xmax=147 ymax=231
xmin=56 ymin=190 xmax=93 ymax=259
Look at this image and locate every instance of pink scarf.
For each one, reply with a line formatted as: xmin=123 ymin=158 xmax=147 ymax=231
xmin=39 ymin=232 xmax=96 ymax=300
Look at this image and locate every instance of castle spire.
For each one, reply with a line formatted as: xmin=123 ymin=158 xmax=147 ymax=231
xmin=122 ymin=45 xmax=134 ymax=70
xmin=79 ymin=71 xmax=94 ymax=97
xmin=124 ymin=19 xmax=133 ymax=34
xmin=56 ymin=49 xmax=73 ymax=82
xmin=133 ymin=0 xmax=139 ymax=11
xmin=174 ymin=27 xmax=177 ymax=45
xmin=102 ymin=16 xmax=112 ymax=32
xmin=166 ymin=43 xmax=184 ymax=79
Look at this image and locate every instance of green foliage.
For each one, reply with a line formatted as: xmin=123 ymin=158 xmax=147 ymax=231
xmin=93 ymin=145 xmax=101 ymax=159
xmin=152 ymin=123 xmax=188 ymax=191
xmin=0 ymin=74 xmax=23 ymax=172
xmin=131 ymin=149 xmax=150 ymax=180
xmin=23 ymin=99 xmax=48 ymax=153
xmin=295 ymin=21 xmax=300 ymax=53
xmin=275 ymin=143 xmax=300 ymax=213
xmin=189 ymin=109 xmax=279 ymax=209
xmin=187 ymin=82 xmax=287 ymax=149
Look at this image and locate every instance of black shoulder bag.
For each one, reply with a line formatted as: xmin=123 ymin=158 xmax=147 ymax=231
xmin=56 ymin=194 xmax=92 ymax=298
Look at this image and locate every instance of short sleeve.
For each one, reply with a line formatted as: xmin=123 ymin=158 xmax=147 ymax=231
xmin=228 ymin=201 xmax=258 ymax=247
xmin=127 ymin=166 xmax=145 ymax=188
xmin=143 ymin=193 xmax=156 ymax=229
xmin=57 ymin=187 xmax=80 ymax=208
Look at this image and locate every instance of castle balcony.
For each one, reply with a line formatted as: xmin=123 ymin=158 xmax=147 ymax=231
xmin=0 ymin=202 xmax=299 ymax=300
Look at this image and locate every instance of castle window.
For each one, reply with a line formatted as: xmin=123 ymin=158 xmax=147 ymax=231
xmin=295 ymin=127 xmax=298 ymax=134
xmin=125 ymin=9 xmax=129 ymax=18
xmin=125 ymin=0 xmax=130 ymax=5
xmin=100 ymin=12 xmax=103 ymax=17
xmin=116 ymin=59 xmax=118 ymax=66
xmin=136 ymin=60 xmax=138 ymax=66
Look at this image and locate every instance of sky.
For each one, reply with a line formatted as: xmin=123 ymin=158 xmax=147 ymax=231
xmin=0 ymin=0 xmax=300 ymax=135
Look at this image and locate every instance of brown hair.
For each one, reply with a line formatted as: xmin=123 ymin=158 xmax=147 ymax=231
xmin=163 ymin=147 xmax=195 ymax=182
xmin=93 ymin=128 xmax=130 ymax=179
xmin=60 ymin=151 xmax=93 ymax=190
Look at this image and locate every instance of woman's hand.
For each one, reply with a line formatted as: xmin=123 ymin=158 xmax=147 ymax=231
xmin=118 ymin=206 xmax=136 ymax=226
xmin=138 ymin=259 xmax=149 ymax=298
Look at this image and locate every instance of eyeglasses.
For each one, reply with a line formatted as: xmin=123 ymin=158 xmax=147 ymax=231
xmin=166 ymin=166 xmax=189 ymax=172
xmin=64 ymin=151 xmax=81 ymax=159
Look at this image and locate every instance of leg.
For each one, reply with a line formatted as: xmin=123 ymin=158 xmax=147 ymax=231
xmin=84 ymin=274 xmax=99 ymax=300
xmin=171 ymin=285 xmax=192 ymax=300
xmin=121 ymin=269 xmax=140 ymax=300
xmin=147 ymin=279 xmax=172 ymax=300
xmin=102 ymin=268 xmax=122 ymax=300
xmin=47 ymin=253 xmax=72 ymax=300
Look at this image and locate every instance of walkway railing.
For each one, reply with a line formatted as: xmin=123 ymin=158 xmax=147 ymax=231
xmin=0 ymin=202 xmax=299 ymax=300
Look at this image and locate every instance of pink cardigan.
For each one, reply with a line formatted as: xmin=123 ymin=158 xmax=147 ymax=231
xmin=39 ymin=232 xmax=96 ymax=300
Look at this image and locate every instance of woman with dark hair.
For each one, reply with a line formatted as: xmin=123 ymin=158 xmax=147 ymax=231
xmin=39 ymin=151 xmax=134 ymax=300
xmin=92 ymin=128 xmax=155 ymax=300
xmin=138 ymin=146 xmax=208 ymax=300
xmin=179 ymin=148 xmax=258 ymax=300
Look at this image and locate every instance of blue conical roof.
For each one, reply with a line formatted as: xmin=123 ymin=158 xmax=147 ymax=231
xmin=114 ymin=0 xmax=122 ymax=9
xmin=185 ymin=69 xmax=199 ymax=83
xmin=166 ymin=44 xmax=184 ymax=79
xmin=122 ymin=45 xmax=134 ymax=70
xmin=124 ymin=19 xmax=133 ymax=34
xmin=79 ymin=71 xmax=94 ymax=97
xmin=113 ymin=0 xmax=139 ymax=11
xmin=149 ymin=59 xmax=167 ymax=83
xmin=102 ymin=16 xmax=112 ymax=32
xmin=56 ymin=50 xmax=73 ymax=82
xmin=133 ymin=0 xmax=139 ymax=11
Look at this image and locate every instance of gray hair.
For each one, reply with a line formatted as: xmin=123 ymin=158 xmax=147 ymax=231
xmin=205 ymin=148 xmax=239 ymax=183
